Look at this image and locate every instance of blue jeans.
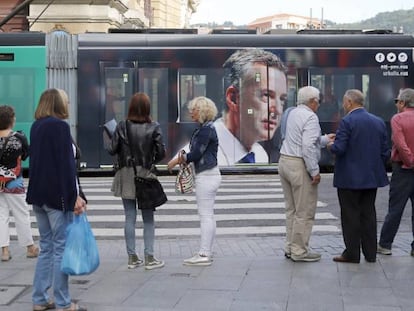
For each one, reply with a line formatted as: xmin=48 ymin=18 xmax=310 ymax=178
xmin=32 ymin=205 xmax=73 ymax=309
xmin=379 ymin=163 xmax=414 ymax=250
xmin=122 ymin=199 xmax=155 ymax=256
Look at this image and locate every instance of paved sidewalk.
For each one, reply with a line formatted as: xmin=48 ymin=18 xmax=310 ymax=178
xmin=1 ymin=233 xmax=413 ymax=311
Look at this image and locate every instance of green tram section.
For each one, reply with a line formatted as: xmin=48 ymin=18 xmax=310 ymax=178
xmin=0 ymin=46 xmax=47 ymax=168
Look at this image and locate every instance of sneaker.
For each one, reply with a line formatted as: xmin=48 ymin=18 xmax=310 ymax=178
xmin=128 ymin=254 xmax=143 ymax=269
xmin=183 ymin=253 xmax=212 ymax=266
xmin=145 ymin=255 xmax=165 ymax=270
xmin=377 ymin=245 xmax=392 ymax=255
xmin=291 ymin=252 xmax=321 ymax=262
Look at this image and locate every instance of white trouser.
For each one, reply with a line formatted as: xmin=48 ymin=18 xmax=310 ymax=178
xmin=195 ymin=166 xmax=222 ymax=257
xmin=0 ymin=192 xmax=34 ymax=247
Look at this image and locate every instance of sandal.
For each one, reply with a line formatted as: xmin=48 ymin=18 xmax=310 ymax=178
xmin=33 ymin=301 xmax=55 ymax=311
xmin=27 ymin=245 xmax=40 ymax=258
xmin=57 ymin=302 xmax=87 ymax=311
xmin=1 ymin=252 xmax=11 ymax=262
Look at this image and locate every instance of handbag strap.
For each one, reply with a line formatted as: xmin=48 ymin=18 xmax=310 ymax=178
xmin=125 ymin=120 xmax=138 ymax=178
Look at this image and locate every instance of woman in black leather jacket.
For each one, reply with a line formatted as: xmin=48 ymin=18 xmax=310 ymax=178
xmin=107 ymin=92 xmax=166 ymax=270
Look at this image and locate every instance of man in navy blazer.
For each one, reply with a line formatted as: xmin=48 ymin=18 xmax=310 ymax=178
xmin=328 ymin=89 xmax=390 ymax=263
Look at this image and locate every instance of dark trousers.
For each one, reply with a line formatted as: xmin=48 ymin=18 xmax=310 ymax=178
xmin=337 ymin=188 xmax=378 ymax=262
xmin=379 ymin=163 xmax=414 ymax=250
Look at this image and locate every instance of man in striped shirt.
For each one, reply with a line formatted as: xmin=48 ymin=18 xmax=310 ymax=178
xmin=378 ymin=88 xmax=414 ymax=257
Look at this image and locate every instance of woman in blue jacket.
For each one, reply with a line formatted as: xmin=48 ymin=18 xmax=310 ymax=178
xmin=27 ymin=88 xmax=87 ymax=311
xmin=168 ymin=96 xmax=222 ymax=266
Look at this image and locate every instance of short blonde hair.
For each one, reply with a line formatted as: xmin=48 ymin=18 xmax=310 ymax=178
xmin=188 ymin=96 xmax=218 ymax=123
xmin=34 ymin=88 xmax=69 ymax=120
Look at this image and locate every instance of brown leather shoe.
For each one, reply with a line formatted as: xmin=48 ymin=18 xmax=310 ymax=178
xmin=27 ymin=245 xmax=39 ymax=258
xmin=1 ymin=246 xmax=11 ymax=261
xmin=33 ymin=301 xmax=55 ymax=311
xmin=333 ymin=255 xmax=359 ymax=263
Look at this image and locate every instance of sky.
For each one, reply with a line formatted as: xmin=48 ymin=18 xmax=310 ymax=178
xmin=190 ymin=0 xmax=414 ymax=25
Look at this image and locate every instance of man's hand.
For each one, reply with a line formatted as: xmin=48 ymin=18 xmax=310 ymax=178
xmin=311 ymin=173 xmax=321 ymax=185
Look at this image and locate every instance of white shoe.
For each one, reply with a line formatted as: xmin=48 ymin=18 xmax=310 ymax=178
xmin=377 ymin=245 xmax=392 ymax=255
xmin=183 ymin=254 xmax=212 ymax=266
xmin=291 ymin=252 xmax=321 ymax=262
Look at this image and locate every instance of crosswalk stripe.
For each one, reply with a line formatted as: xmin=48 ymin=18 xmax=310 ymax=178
xmin=84 ymin=187 xmax=283 ymax=193
xmin=49 ymin=201 xmax=328 ymax=210
xmin=13 ymin=212 xmax=337 ymax=223
xmin=11 ymin=201 xmax=328 ymax=214
xmin=14 ymin=175 xmax=339 ymax=238
xmin=11 ymin=225 xmax=340 ymax=239
xmin=84 ymin=194 xmax=285 ymax=201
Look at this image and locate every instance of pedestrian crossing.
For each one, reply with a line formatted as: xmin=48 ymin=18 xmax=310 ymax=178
xmin=10 ymin=175 xmax=340 ymax=239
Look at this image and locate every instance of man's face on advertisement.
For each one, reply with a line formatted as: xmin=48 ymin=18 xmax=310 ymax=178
xmin=239 ymin=63 xmax=287 ymax=143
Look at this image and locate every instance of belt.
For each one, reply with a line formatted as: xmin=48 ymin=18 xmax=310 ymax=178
xmin=280 ymin=154 xmax=302 ymax=159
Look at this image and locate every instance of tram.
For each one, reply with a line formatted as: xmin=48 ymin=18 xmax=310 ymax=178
xmin=1 ymin=30 xmax=414 ymax=171
xmin=0 ymin=32 xmax=46 ymax=144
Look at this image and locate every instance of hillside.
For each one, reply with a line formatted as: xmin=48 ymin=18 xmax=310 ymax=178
xmin=330 ymin=8 xmax=414 ymax=34
xmin=193 ymin=8 xmax=414 ymax=35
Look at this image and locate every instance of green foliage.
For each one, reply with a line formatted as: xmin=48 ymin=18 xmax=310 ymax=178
xmin=331 ymin=8 xmax=414 ymax=34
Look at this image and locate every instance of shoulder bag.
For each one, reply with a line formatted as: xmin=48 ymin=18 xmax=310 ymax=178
xmin=126 ymin=121 xmax=167 ymax=210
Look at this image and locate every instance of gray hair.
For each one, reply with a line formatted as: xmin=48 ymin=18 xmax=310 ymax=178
xmin=399 ymin=88 xmax=414 ymax=107
xmin=344 ymin=89 xmax=364 ymax=106
xmin=297 ymin=86 xmax=320 ymax=105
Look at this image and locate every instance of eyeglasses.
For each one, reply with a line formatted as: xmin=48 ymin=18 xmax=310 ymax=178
xmin=394 ymin=99 xmax=402 ymax=104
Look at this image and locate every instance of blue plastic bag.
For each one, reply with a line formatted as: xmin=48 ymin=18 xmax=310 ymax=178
xmin=61 ymin=213 xmax=100 ymax=275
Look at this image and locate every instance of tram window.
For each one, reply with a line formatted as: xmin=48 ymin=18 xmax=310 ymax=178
xmin=105 ymin=78 xmax=127 ymax=122
xmin=138 ymin=68 xmax=168 ymax=122
xmin=179 ymin=74 xmax=206 ymax=122
xmin=362 ymin=75 xmax=370 ymax=110
xmin=104 ymin=67 xmax=135 ymax=123
xmin=309 ymin=67 xmax=405 ymax=122
xmin=177 ymin=69 xmax=224 ymax=123
xmin=0 ymin=69 xmax=35 ymax=123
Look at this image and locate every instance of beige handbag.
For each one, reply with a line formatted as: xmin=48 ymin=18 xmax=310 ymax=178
xmin=175 ymin=163 xmax=195 ymax=194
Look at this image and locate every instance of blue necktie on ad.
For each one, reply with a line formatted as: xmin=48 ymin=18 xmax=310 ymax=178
xmin=239 ymin=152 xmax=255 ymax=163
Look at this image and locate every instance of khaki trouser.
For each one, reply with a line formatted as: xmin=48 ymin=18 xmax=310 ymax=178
xmin=279 ymin=155 xmax=318 ymax=256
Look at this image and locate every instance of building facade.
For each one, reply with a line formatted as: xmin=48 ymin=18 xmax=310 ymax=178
xmin=248 ymin=13 xmax=323 ymax=34
xmin=0 ymin=0 xmax=196 ymax=33
xmin=0 ymin=0 xmax=29 ymax=32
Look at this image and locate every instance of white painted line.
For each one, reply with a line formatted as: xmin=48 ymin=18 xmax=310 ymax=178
xmin=12 ymin=225 xmax=340 ymax=237
xmin=82 ymin=187 xmax=283 ymax=193
xmin=84 ymin=194 xmax=285 ymax=201
xmin=22 ymin=201 xmax=328 ymax=210
xmin=14 ymin=212 xmax=337 ymax=223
